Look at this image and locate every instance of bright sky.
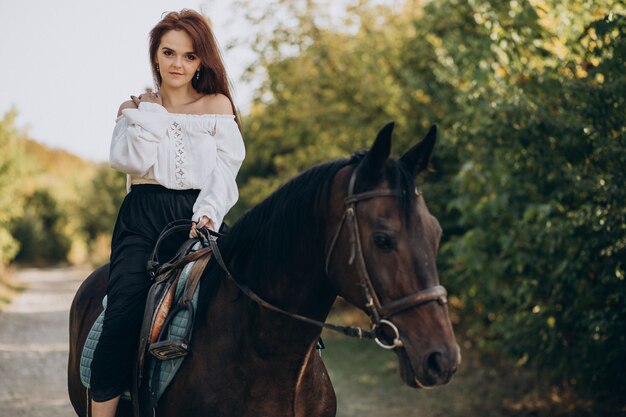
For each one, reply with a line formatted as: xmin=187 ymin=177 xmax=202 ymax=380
xmin=0 ymin=1 xmax=256 ymax=162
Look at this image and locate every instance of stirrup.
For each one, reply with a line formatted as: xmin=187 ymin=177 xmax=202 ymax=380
xmin=148 ymin=339 xmax=189 ymax=360
xmin=148 ymin=301 xmax=194 ymax=361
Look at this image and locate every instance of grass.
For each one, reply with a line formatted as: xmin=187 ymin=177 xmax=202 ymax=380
xmin=321 ymin=334 xmax=509 ymax=417
xmin=320 ymin=302 xmax=586 ymax=417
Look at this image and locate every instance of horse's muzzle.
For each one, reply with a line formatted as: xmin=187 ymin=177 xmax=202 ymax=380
xmin=398 ymin=343 xmax=461 ymax=388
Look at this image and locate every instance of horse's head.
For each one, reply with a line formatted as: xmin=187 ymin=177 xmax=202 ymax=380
xmin=326 ymin=123 xmax=460 ymax=388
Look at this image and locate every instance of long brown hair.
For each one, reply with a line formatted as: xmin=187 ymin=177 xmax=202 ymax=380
xmin=149 ymin=9 xmax=240 ymax=126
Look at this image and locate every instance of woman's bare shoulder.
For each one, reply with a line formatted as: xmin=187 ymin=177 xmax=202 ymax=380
xmin=117 ymin=100 xmax=137 ymax=117
xmin=198 ymin=94 xmax=234 ymax=115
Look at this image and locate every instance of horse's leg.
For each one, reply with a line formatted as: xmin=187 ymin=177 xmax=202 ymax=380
xmin=294 ymin=346 xmax=337 ymax=417
xmin=67 ymin=264 xmax=109 ymax=417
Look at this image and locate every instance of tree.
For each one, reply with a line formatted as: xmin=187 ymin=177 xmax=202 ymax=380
xmin=0 ymin=110 xmax=26 ymax=264
xmin=76 ymin=164 xmax=126 ymax=247
xmin=233 ymin=0 xmax=463 ymax=220
xmin=234 ymin=0 xmax=626 ymax=410
xmin=438 ymin=2 xmax=626 ymax=409
xmin=10 ymin=189 xmax=71 ymax=264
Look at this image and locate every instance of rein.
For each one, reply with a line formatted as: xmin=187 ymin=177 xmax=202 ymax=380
xmin=198 ymin=167 xmax=447 ymax=349
xmin=204 ymin=235 xmax=375 ymax=340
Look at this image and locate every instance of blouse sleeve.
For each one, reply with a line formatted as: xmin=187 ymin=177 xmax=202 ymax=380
xmin=109 ymin=102 xmax=170 ymax=176
xmin=192 ymin=120 xmax=246 ymax=228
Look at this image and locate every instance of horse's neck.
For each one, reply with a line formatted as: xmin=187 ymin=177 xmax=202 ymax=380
xmin=196 ymin=256 xmax=334 ymax=358
xmin=214 ymin=222 xmax=336 ymax=351
xmin=215 ymin=266 xmax=336 ymax=350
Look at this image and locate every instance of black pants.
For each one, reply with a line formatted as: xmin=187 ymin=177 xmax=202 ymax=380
xmin=90 ymin=184 xmax=199 ymax=402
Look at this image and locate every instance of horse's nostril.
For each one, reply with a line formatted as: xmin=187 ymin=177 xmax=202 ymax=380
xmin=425 ymin=351 xmax=444 ymax=377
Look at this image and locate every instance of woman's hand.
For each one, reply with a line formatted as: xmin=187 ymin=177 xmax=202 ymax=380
xmin=190 ymin=216 xmax=216 ymax=238
xmin=130 ymin=92 xmax=162 ymax=107
xmin=117 ymin=100 xmax=138 ymax=116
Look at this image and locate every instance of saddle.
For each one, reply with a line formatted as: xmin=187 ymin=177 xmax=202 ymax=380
xmin=134 ymin=220 xmax=218 ymax=416
xmin=79 ymin=220 xmax=219 ymax=417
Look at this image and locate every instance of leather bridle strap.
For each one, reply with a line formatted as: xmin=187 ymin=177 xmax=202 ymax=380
xmin=324 ymin=167 xmax=448 ymax=348
xmin=342 ymin=195 xmax=447 ymax=320
xmin=379 ymin=285 xmax=448 ymax=317
xmin=324 ymin=189 xmax=399 ymax=273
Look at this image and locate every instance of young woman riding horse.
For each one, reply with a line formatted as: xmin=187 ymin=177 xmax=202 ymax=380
xmin=86 ymin=9 xmax=245 ymax=417
xmin=69 ymin=120 xmax=461 ymax=416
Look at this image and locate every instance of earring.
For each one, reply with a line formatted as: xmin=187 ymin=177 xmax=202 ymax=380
xmin=196 ymin=68 xmax=200 ymax=81
xmin=156 ymin=63 xmax=160 ymax=72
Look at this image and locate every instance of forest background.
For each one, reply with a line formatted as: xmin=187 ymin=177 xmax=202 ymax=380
xmin=0 ymin=0 xmax=624 ymax=415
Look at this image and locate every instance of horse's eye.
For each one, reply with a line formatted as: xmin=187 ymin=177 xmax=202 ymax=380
xmin=373 ymin=233 xmax=395 ymax=251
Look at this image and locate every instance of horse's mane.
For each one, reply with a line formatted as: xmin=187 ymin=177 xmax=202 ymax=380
xmin=219 ymin=157 xmax=354 ymax=284
xmin=196 ymin=151 xmax=417 ymax=319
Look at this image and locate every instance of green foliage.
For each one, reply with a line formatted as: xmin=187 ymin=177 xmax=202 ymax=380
xmin=21 ymin=136 xmax=97 ymax=201
xmin=0 ymin=110 xmax=26 ymax=263
xmin=75 ymin=164 xmax=126 ymax=245
xmin=443 ymin=7 xmax=626 ymax=408
xmin=0 ymin=228 xmax=19 ymax=265
xmin=0 ymin=109 xmax=106 ymax=266
xmin=234 ymin=0 xmax=463 ymax=222
xmin=235 ymin=0 xmax=625 ymax=410
xmin=10 ymin=189 xmax=71 ymax=264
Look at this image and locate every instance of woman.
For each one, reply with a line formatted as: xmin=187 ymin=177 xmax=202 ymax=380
xmin=90 ymin=9 xmax=245 ymax=416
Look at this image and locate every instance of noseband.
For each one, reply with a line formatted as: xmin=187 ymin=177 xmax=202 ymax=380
xmin=204 ymin=166 xmax=447 ymax=350
xmin=324 ymin=167 xmax=448 ymax=349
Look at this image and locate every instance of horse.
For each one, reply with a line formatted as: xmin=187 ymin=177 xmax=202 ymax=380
xmin=68 ymin=123 xmax=460 ymax=416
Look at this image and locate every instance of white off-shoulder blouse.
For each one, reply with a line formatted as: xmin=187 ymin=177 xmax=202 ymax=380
xmin=109 ymin=101 xmax=246 ymax=228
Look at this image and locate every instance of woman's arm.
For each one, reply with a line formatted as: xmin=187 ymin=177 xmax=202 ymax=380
xmin=109 ymin=98 xmax=170 ymax=177
xmin=117 ymin=100 xmax=137 ymax=117
xmin=191 ymin=118 xmax=245 ymax=231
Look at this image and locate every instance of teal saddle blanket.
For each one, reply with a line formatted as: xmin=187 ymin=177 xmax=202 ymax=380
xmin=79 ymin=258 xmax=199 ymax=401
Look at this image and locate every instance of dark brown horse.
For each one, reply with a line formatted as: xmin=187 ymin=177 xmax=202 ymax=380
xmin=68 ymin=123 xmax=460 ymax=416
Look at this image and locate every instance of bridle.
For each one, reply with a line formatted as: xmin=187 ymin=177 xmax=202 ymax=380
xmin=324 ymin=167 xmax=448 ymax=349
xmin=203 ymin=166 xmax=447 ymax=350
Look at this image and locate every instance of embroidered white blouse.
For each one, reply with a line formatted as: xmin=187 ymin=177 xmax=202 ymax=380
xmin=110 ymin=101 xmax=245 ymax=228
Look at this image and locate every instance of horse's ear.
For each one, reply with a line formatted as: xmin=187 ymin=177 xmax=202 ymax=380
xmin=400 ymin=124 xmax=437 ymax=178
xmin=360 ymin=122 xmax=394 ymax=176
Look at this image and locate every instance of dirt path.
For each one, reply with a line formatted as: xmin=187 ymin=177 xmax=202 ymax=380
xmin=0 ymin=267 xmax=89 ymax=417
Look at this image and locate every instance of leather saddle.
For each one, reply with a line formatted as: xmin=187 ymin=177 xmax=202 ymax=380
xmin=131 ymin=220 xmax=219 ymax=417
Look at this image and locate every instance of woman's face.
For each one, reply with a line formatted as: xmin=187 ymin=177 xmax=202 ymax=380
xmin=156 ymin=30 xmax=201 ymax=90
